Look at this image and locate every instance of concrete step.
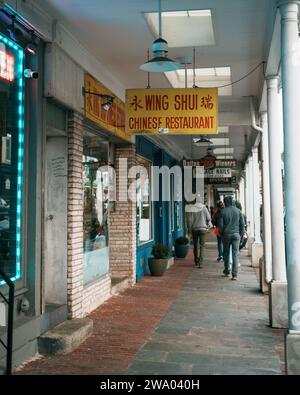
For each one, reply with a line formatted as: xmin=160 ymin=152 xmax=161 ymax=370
xmin=38 ymin=318 xmax=93 ymax=356
xmin=40 ymin=304 xmax=68 ymax=334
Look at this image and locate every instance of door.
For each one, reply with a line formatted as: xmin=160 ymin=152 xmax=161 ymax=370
xmin=44 ymin=136 xmax=68 ymax=306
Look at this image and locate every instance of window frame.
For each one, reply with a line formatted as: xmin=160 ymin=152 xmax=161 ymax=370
xmin=82 ymin=126 xmax=110 ymax=285
xmin=136 ymin=155 xmax=154 ymax=246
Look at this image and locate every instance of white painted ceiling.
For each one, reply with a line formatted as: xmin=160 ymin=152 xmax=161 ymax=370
xmin=41 ymin=0 xmax=276 ymax=169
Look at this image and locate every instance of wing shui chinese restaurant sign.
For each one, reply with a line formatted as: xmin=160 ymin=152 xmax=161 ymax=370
xmin=126 ymin=88 xmax=218 ymax=135
xmin=84 ymin=74 xmax=132 ymax=143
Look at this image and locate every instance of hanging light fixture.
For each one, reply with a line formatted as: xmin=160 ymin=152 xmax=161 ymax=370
xmin=140 ymin=0 xmax=181 ymax=73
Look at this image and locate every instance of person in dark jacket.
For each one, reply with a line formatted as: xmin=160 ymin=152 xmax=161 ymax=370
xmin=219 ymin=196 xmax=245 ymax=280
xmin=212 ymin=201 xmax=224 ymax=261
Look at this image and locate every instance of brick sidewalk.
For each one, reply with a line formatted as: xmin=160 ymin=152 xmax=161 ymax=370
xmin=16 ymin=243 xmax=285 ymax=375
xmin=16 ymin=255 xmax=194 ymax=375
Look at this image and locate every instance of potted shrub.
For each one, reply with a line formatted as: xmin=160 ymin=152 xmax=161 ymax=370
xmin=148 ymin=244 xmax=170 ymax=276
xmin=175 ymin=236 xmax=190 ymax=258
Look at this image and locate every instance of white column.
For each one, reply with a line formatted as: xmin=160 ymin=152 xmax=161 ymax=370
xmin=261 ymin=112 xmax=272 ymax=283
xmin=251 ymin=146 xmax=263 ymax=267
xmin=266 ymin=74 xmax=288 ymax=329
xmin=240 ymin=174 xmax=246 ymax=215
xmin=252 ymin=147 xmax=262 ymax=244
xmin=279 ymin=0 xmax=300 ymax=357
xmin=245 ymin=160 xmax=252 ymax=237
xmin=266 ymin=76 xmax=287 ymax=282
xmin=245 ymin=162 xmax=250 ymax=223
xmin=248 ymin=155 xmax=255 ymax=241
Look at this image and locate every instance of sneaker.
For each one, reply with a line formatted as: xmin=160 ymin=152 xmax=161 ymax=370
xmin=222 ymin=271 xmax=230 ymax=277
xmin=232 ymin=276 xmax=237 ymax=281
xmin=217 ymin=256 xmax=223 ymax=262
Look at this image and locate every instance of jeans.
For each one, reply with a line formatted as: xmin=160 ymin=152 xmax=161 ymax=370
xmin=192 ymin=230 xmax=207 ymax=266
xmin=217 ymin=236 xmax=223 ymax=258
xmin=222 ymin=233 xmax=241 ymax=276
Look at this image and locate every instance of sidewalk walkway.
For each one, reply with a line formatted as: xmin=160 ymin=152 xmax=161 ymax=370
xmin=17 ymin=243 xmax=285 ymax=375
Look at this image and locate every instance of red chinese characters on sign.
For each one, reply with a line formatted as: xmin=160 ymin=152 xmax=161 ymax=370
xmin=200 ymin=94 xmax=214 ymax=110
xmin=0 ymin=50 xmax=14 ymax=82
xmin=130 ymin=96 xmax=144 ymax=111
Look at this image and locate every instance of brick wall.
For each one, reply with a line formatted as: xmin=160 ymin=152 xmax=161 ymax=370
xmin=82 ymin=274 xmax=111 ymax=316
xmin=67 ymin=112 xmax=84 ymax=318
xmin=110 ymin=145 xmax=137 ymax=285
xmin=67 ymin=113 xmax=126 ymax=318
xmin=68 ymin=112 xmax=125 ymax=319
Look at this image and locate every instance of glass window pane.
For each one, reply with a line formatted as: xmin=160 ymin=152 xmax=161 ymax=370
xmin=137 ymin=157 xmax=152 ymax=244
xmin=177 ymin=201 xmax=183 ymax=230
xmin=0 ymin=35 xmax=25 ymax=282
xmin=83 ymin=132 xmax=109 ymax=284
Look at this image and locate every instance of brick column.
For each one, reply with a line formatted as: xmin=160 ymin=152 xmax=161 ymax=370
xmin=110 ymin=145 xmax=137 ymax=285
xmin=67 ymin=112 xmax=84 ymax=318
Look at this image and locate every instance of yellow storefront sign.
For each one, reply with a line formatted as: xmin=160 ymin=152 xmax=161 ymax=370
xmin=84 ymin=74 xmax=132 ymax=143
xmin=126 ymin=88 xmax=218 ymax=135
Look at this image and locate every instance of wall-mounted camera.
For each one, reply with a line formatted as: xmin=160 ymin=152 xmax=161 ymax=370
xmin=24 ymin=69 xmax=39 ymax=79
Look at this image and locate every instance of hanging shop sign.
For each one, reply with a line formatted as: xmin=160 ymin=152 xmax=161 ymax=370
xmin=183 ymin=155 xmax=216 ymax=170
xmin=205 ymin=168 xmax=232 ymax=178
xmin=84 ymin=74 xmax=132 ymax=143
xmin=215 ymin=159 xmax=237 ymax=168
xmin=206 ymin=175 xmax=237 ymax=185
xmin=183 ymin=158 xmax=237 ymax=170
xmin=126 ymin=88 xmax=218 ymax=135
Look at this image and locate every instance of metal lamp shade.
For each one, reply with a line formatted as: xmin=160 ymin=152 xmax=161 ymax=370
xmin=140 ymin=56 xmax=181 ymax=72
xmin=140 ymin=37 xmax=181 ymax=73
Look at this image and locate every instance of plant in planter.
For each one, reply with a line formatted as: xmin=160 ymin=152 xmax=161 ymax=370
xmin=148 ymin=244 xmax=170 ymax=276
xmin=175 ymin=236 xmax=190 ymax=258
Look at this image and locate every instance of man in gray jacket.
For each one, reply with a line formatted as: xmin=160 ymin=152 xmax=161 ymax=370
xmin=219 ymin=196 xmax=245 ymax=280
xmin=187 ymin=198 xmax=212 ymax=268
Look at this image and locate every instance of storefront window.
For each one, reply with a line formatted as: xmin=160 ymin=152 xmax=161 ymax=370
xmin=137 ymin=157 xmax=153 ymax=244
xmin=83 ymin=132 xmax=109 ymax=284
xmin=0 ymin=33 xmax=25 ymax=282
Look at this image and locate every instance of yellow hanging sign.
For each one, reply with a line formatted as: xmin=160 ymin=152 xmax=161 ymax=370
xmin=126 ymin=88 xmax=218 ymax=135
xmin=84 ymin=74 xmax=132 ymax=143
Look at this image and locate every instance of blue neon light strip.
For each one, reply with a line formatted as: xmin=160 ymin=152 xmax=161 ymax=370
xmin=0 ymin=33 xmax=25 ymax=285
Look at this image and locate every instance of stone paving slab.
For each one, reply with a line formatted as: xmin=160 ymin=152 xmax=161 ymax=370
xmin=127 ymin=244 xmax=284 ymax=375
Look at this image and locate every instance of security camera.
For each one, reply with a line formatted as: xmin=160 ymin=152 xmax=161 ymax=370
xmin=24 ymin=69 xmax=39 ymax=79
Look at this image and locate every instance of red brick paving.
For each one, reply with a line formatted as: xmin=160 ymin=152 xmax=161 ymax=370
xmin=16 ymin=254 xmax=194 ymax=375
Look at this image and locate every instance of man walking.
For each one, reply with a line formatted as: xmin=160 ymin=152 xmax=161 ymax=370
xmin=187 ymin=198 xmax=212 ymax=268
xmin=219 ymin=196 xmax=245 ymax=280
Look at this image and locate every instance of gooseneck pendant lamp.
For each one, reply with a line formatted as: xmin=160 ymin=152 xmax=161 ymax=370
xmin=140 ymin=0 xmax=181 ymax=73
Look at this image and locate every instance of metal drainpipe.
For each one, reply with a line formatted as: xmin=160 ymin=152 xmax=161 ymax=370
xmin=250 ymin=96 xmax=263 ymax=134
